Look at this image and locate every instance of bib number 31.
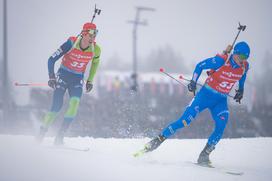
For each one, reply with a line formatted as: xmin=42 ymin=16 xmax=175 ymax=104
xmin=219 ymin=81 xmax=234 ymax=90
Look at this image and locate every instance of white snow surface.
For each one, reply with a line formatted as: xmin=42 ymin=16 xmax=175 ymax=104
xmin=0 ymin=135 xmax=272 ymax=181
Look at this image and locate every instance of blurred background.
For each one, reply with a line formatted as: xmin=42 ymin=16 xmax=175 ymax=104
xmin=1 ymin=0 xmax=272 ymax=138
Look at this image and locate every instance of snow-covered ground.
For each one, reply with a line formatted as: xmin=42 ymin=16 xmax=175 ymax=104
xmin=0 ymin=135 xmax=271 ymax=181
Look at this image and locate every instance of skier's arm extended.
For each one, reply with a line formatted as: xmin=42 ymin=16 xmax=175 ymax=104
xmin=87 ymin=44 xmax=101 ymax=83
xmin=48 ymin=39 xmax=73 ymax=78
xmin=192 ymin=55 xmax=225 ymax=82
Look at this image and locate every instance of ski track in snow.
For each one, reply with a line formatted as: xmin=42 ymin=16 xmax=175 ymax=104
xmin=0 ymin=135 xmax=271 ymax=181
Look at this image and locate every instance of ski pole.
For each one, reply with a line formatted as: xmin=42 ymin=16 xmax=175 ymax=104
xmin=14 ymin=80 xmax=89 ymax=87
xmin=159 ymin=68 xmax=203 ymax=89
xmin=14 ymin=82 xmax=48 ymax=87
xmin=178 ymin=75 xmax=203 ymax=87
xmin=159 ymin=68 xmax=187 ymax=87
xmin=178 ymin=74 xmax=235 ymax=98
xmin=159 ymin=68 xmax=235 ymax=98
xmin=159 ymin=68 xmax=202 ymax=87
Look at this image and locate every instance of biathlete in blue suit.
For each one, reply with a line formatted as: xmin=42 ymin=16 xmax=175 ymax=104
xmin=142 ymin=42 xmax=250 ymax=165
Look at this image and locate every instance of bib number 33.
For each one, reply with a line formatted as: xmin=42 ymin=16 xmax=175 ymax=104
xmin=71 ymin=61 xmax=86 ymax=68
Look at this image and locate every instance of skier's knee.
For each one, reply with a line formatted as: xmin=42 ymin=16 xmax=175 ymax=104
xmin=64 ymin=97 xmax=80 ymax=118
xmin=178 ymin=112 xmax=194 ymax=128
xmin=216 ymin=110 xmax=229 ymax=122
xmin=183 ymin=105 xmax=198 ymax=122
xmin=181 ymin=119 xmax=188 ymax=127
xmin=43 ymin=111 xmax=57 ymax=127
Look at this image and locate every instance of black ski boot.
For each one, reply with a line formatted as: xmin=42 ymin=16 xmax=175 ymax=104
xmin=197 ymin=144 xmax=215 ymax=166
xmin=36 ymin=126 xmax=48 ymax=143
xmin=145 ymin=135 xmax=166 ymax=152
xmin=54 ymin=121 xmax=71 ymax=145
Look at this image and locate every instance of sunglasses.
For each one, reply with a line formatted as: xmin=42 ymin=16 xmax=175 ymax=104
xmin=88 ymin=29 xmax=98 ymax=36
xmin=82 ymin=29 xmax=98 ymax=36
xmin=238 ymin=54 xmax=247 ymax=60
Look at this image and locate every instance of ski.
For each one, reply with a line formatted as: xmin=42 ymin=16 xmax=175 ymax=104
xmin=133 ymin=143 xmax=153 ymax=157
xmin=133 ymin=148 xmax=148 ymax=157
xmin=47 ymin=145 xmax=90 ymax=152
xmin=189 ymin=162 xmax=244 ymax=176
xmin=133 ymin=136 xmax=165 ymax=157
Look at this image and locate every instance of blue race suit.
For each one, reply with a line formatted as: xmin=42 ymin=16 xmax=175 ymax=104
xmin=161 ymin=54 xmax=249 ymax=146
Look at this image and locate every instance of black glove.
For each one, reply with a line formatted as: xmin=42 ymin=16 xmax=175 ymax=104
xmin=188 ymin=80 xmax=197 ymax=95
xmin=234 ymin=89 xmax=244 ymax=104
xmin=206 ymin=70 xmax=215 ymax=76
xmin=86 ymin=81 xmax=93 ymax=93
xmin=48 ymin=74 xmax=57 ymax=89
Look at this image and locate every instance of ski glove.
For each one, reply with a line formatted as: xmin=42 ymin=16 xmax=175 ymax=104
xmin=223 ymin=45 xmax=233 ymax=54
xmin=48 ymin=74 xmax=57 ymax=89
xmin=188 ymin=80 xmax=197 ymax=96
xmin=234 ymin=89 xmax=244 ymax=104
xmin=86 ymin=81 xmax=93 ymax=93
xmin=206 ymin=70 xmax=215 ymax=76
